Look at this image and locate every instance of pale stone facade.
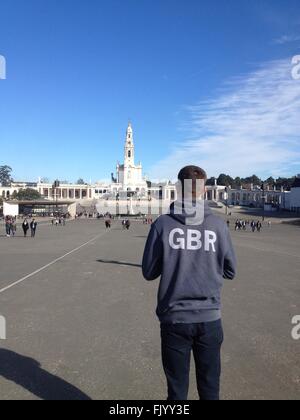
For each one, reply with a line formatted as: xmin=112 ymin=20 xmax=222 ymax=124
xmin=115 ymin=123 xmax=148 ymax=193
xmin=1 ymin=125 xmax=300 ymax=214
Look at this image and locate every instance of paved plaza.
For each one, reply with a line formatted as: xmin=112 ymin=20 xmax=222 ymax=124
xmin=0 ymin=215 xmax=299 ymax=400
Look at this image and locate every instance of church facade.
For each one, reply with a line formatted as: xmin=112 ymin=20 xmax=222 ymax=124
xmin=1 ymin=122 xmax=300 ymax=215
xmin=115 ymin=123 xmax=148 ymax=193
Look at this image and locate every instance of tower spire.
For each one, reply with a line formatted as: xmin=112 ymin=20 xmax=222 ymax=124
xmin=125 ymin=122 xmax=134 ymax=166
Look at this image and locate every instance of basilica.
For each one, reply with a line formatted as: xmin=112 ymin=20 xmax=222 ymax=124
xmin=115 ymin=123 xmax=148 ymax=193
xmin=1 ymin=123 xmax=300 ymax=216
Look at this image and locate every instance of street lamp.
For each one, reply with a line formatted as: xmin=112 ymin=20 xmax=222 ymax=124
xmin=224 ymin=187 xmax=229 ymax=216
xmin=261 ymin=183 xmax=265 ymax=222
xmin=53 ymin=180 xmax=60 ymax=214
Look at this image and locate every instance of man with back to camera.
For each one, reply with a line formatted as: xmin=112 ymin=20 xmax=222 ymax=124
xmin=142 ymin=166 xmax=237 ymax=401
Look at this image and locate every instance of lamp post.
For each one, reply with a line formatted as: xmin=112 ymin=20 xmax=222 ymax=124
xmin=261 ymin=183 xmax=265 ymax=222
xmin=225 ymin=187 xmax=229 ymax=216
xmin=53 ymin=180 xmax=60 ymax=214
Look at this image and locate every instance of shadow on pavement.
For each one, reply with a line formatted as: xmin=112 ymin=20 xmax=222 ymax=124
xmin=0 ymin=349 xmax=91 ymax=400
xmin=97 ymin=259 xmax=142 ymax=268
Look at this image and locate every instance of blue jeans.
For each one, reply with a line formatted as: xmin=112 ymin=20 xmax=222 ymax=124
xmin=161 ymin=319 xmax=224 ymax=400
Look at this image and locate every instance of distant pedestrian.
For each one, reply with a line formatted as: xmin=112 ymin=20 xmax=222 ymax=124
xmin=235 ymin=220 xmax=239 ymax=231
xmin=256 ymin=221 xmax=262 ymax=233
xmin=30 ymin=219 xmax=38 ymax=238
xmin=226 ymin=220 xmax=230 ymax=228
xmin=125 ymin=220 xmax=131 ymax=230
xmin=5 ymin=217 xmax=11 ymax=237
xmin=105 ymin=219 xmax=111 ymax=229
xmin=22 ymin=219 xmax=30 ymax=237
xmin=11 ymin=219 xmax=17 ymax=236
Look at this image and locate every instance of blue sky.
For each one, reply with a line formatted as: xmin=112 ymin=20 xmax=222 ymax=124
xmin=0 ymin=0 xmax=300 ymax=182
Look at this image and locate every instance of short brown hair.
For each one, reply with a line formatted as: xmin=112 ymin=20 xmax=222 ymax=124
xmin=178 ymin=166 xmax=207 ymax=199
xmin=178 ymin=166 xmax=207 ymax=183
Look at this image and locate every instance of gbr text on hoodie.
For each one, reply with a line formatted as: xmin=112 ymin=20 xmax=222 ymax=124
xmin=142 ymin=201 xmax=237 ymax=324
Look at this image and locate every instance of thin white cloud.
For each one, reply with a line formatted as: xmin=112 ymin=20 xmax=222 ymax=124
xmin=274 ymin=34 xmax=300 ymax=44
xmin=150 ymin=59 xmax=300 ymax=180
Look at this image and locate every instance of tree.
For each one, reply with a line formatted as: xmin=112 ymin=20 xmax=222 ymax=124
xmin=264 ymin=177 xmax=275 ymax=187
xmin=0 ymin=165 xmax=13 ymax=186
xmin=241 ymin=175 xmax=262 ymax=187
xmin=12 ymin=189 xmax=42 ymax=201
xmin=275 ymin=177 xmax=296 ymax=191
xmin=77 ymin=178 xmax=86 ymax=185
xmin=217 ymin=174 xmax=234 ymax=187
xmin=206 ymin=177 xmax=216 ymax=186
xmin=233 ymin=177 xmax=242 ymax=188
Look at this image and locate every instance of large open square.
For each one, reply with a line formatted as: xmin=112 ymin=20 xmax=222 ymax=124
xmin=0 ymin=215 xmax=299 ymax=400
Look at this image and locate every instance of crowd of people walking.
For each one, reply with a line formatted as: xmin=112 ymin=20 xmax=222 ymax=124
xmin=4 ymin=216 xmax=17 ymax=237
xmin=51 ymin=216 xmax=66 ymax=226
xmin=4 ymin=216 xmax=38 ymax=238
xmin=230 ymin=219 xmax=269 ymax=232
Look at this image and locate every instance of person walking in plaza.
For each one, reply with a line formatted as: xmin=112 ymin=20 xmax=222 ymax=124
xmin=125 ymin=219 xmax=131 ymax=230
xmin=11 ymin=218 xmax=17 ymax=237
xmin=142 ymin=165 xmax=237 ymax=401
xmin=256 ymin=221 xmax=262 ymax=233
xmin=235 ymin=220 xmax=239 ymax=231
xmin=30 ymin=219 xmax=38 ymax=238
xmin=105 ymin=218 xmax=111 ymax=229
xmin=5 ymin=217 xmax=11 ymax=237
xmin=22 ymin=219 xmax=30 ymax=237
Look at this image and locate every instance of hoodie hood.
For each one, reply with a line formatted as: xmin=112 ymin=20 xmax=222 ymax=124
xmin=169 ymin=200 xmax=212 ymax=226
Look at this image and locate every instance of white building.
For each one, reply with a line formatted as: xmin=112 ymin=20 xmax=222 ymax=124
xmin=1 ymin=124 xmax=300 ymax=215
xmin=115 ymin=123 xmax=148 ymax=194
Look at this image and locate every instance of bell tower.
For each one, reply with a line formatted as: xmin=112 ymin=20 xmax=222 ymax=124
xmin=124 ymin=122 xmax=134 ymax=166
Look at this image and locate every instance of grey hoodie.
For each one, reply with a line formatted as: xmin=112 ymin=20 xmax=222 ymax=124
xmin=142 ymin=201 xmax=237 ymax=324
